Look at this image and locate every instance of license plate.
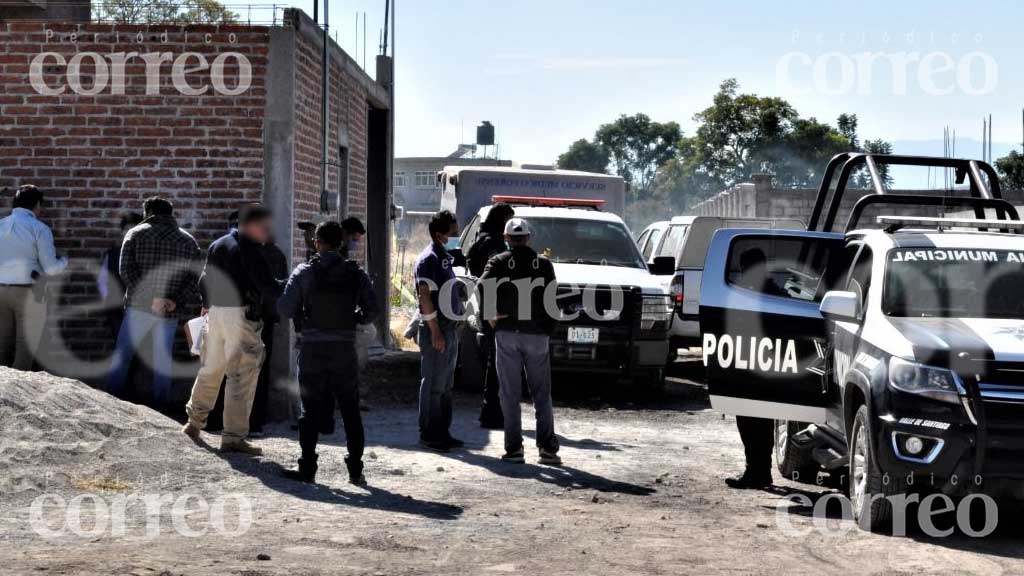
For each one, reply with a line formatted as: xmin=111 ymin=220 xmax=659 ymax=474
xmin=567 ymin=327 xmax=599 ymax=344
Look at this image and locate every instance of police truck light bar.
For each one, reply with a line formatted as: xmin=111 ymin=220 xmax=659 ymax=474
xmin=491 ymin=196 xmax=605 ymax=208
xmin=877 ymin=215 xmax=1024 ymax=233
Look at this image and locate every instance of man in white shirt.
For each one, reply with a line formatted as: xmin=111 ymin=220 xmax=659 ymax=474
xmin=0 ymin=185 xmax=68 ymax=370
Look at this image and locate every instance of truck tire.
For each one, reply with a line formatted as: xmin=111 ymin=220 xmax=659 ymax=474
xmin=775 ymin=420 xmax=819 ymax=483
xmin=850 ymin=404 xmax=907 ymax=533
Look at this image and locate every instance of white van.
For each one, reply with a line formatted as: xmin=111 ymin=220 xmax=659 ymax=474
xmin=636 ymin=216 xmax=804 ymax=351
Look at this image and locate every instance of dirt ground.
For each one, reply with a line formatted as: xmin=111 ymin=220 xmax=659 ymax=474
xmin=3 ymin=356 xmax=1024 ymax=576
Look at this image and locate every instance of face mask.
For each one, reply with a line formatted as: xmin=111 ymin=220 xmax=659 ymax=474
xmin=444 ymin=237 xmax=459 ymax=251
xmin=346 ymin=239 xmax=359 ymax=253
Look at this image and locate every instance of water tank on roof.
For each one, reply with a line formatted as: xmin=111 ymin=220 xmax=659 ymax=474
xmin=476 ymin=121 xmax=495 ymax=146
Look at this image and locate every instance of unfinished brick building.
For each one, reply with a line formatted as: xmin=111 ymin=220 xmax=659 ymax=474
xmin=0 ymin=8 xmax=394 ymax=391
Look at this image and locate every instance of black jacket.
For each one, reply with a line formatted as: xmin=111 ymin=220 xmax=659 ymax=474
xmin=200 ymin=230 xmax=283 ymax=321
xmin=478 ymin=245 xmax=558 ymax=334
xmin=277 ymin=251 xmax=378 ymax=342
xmin=467 ymin=229 xmax=507 ymax=278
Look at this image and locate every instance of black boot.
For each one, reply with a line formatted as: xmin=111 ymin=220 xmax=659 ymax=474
xmin=283 ymin=454 xmax=318 ymax=483
xmin=724 ymin=470 xmax=772 ymax=489
xmin=345 ymin=456 xmax=365 ymax=485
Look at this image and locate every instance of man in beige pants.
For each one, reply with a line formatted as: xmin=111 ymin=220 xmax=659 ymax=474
xmin=183 ymin=205 xmax=282 ymax=454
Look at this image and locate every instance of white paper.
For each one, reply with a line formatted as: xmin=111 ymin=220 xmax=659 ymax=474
xmin=186 ymin=316 xmax=208 ymax=357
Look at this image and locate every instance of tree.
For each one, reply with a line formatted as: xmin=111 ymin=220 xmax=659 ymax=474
xmin=595 ymin=113 xmax=681 ymax=200
xmin=837 ymin=113 xmax=859 ymax=149
xmin=690 ymin=79 xmax=797 ymax=186
xmin=862 ymin=139 xmax=894 ymax=189
xmin=557 ymin=139 xmax=610 ymax=174
xmin=996 ymin=150 xmax=1024 ymax=190
xmin=94 ymin=0 xmax=238 ymax=23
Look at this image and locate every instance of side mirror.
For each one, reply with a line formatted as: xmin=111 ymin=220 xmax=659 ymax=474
xmin=449 ymin=248 xmax=467 ymax=269
xmin=650 ymin=256 xmax=675 ymax=276
xmin=820 ymin=290 xmax=859 ymax=322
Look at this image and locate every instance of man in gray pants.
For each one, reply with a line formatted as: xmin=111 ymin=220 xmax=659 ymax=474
xmin=478 ymin=217 xmax=560 ymax=465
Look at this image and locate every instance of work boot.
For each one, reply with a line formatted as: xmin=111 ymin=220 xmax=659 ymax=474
xmin=419 ymin=436 xmax=449 ymax=453
xmin=501 ymin=449 xmax=525 ymax=463
xmin=538 ymin=449 xmax=562 ymax=466
xmin=345 ymin=456 xmax=365 ymax=485
xmin=724 ymin=471 xmax=772 ymax=490
xmin=283 ymin=455 xmax=318 ymax=483
xmin=182 ymin=422 xmax=201 ymax=441
xmin=220 ymin=438 xmax=263 ymax=456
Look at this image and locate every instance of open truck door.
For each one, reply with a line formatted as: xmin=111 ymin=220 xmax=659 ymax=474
xmin=700 ymin=229 xmax=845 ymax=424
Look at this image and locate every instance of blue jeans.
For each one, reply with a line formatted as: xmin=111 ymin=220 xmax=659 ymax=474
xmin=107 ymin=308 xmax=178 ymax=406
xmin=418 ymin=322 xmax=459 ymax=441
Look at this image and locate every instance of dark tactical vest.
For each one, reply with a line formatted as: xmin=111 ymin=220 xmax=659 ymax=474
xmin=304 ymin=256 xmax=359 ymax=332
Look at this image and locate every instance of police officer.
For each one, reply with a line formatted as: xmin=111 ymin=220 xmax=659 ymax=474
xmin=479 ymin=217 xmax=561 ymax=465
xmin=466 ymin=202 xmax=515 ymax=429
xmin=725 ymin=247 xmax=776 ymax=489
xmin=277 ymin=221 xmax=378 ymax=484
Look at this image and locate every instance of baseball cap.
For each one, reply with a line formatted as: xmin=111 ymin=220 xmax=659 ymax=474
xmin=504 ymin=217 xmax=531 ymax=237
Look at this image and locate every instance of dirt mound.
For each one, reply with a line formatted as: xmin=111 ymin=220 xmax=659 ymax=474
xmin=0 ymin=367 xmax=227 ymax=498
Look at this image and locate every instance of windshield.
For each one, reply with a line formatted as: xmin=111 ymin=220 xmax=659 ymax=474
xmin=528 ymin=217 xmax=647 ymax=268
xmin=883 ymin=248 xmax=1024 ymax=319
xmin=658 ymin=224 xmax=689 ymax=259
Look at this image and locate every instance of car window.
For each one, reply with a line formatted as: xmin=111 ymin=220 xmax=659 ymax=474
xmin=643 ymin=228 xmax=663 ymax=260
xmin=658 ymin=224 xmax=689 ymax=259
xmin=636 ymin=229 xmax=651 ymax=253
xmin=846 ymin=245 xmax=872 ymax=315
xmin=726 ymin=236 xmax=835 ymax=302
xmin=460 ymin=214 xmax=481 ymax=252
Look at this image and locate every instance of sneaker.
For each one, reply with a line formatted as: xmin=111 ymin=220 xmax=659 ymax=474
xmin=248 ymin=428 xmax=265 ymax=439
xmin=724 ymin=472 xmax=772 ymax=490
xmin=182 ymin=422 xmax=201 ymax=441
xmin=445 ymin=435 xmax=466 ymax=449
xmin=419 ymin=438 xmax=449 ymax=453
xmin=501 ymin=449 xmax=525 ymax=463
xmin=220 ymin=439 xmax=263 ymax=456
xmin=538 ymin=450 xmax=562 ymax=466
xmin=349 ymin=473 xmax=367 ymax=485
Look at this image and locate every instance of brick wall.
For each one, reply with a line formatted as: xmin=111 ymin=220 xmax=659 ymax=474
xmin=0 ymin=21 xmax=269 ymax=367
xmin=0 ymin=12 xmax=387 ymax=381
xmin=290 ymin=13 xmax=369 ymax=266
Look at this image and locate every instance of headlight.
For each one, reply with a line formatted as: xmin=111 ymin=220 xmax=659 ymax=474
xmin=641 ymin=295 xmax=672 ymax=331
xmin=888 ymin=357 xmax=961 ymax=404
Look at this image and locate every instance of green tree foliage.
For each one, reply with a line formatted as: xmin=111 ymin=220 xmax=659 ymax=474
xmin=556 ymin=139 xmax=610 ymax=174
xmin=648 ymin=80 xmax=892 ymax=210
xmin=94 ymin=0 xmax=238 ymax=24
xmin=862 ymin=139 xmax=894 ymax=188
xmin=594 ymin=113 xmax=681 ymax=201
xmin=995 ymin=150 xmax=1024 ymax=190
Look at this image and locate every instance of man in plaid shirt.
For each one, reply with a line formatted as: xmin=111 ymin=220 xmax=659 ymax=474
xmin=107 ymin=197 xmax=201 ymax=408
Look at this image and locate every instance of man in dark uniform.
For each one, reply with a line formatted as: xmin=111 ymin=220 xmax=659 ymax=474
xmin=277 ymin=221 xmax=378 ymax=484
xmin=725 ymin=247 xmax=777 ymax=489
xmin=466 ymin=202 xmax=515 ymax=429
xmin=478 ymin=217 xmax=561 ymax=465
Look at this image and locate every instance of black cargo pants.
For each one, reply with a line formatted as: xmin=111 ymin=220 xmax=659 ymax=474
xmin=297 ymin=340 xmax=365 ymax=473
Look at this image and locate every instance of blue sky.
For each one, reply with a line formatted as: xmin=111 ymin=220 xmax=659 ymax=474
xmin=293 ymin=0 xmax=1024 ymax=170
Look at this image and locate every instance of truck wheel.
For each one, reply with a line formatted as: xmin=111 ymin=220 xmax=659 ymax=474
xmin=850 ymin=404 xmax=907 ymax=532
xmin=775 ymin=420 xmax=819 ymax=483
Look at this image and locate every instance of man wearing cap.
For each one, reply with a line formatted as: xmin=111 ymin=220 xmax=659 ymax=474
xmin=478 ymin=217 xmax=561 ymax=465
xmin=0 ymin=185 xmax=68 ymax=370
